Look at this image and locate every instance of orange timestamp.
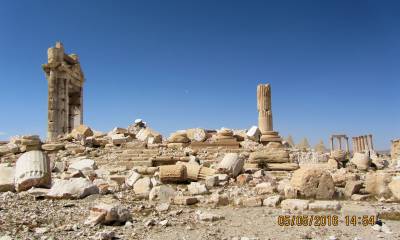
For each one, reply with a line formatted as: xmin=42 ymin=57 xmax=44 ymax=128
xmin=277 ymin=215 xmax=376 ymax=227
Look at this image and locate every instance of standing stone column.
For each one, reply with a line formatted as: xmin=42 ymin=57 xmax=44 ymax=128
xmin=368 ymin=134 xmax=374 ymax=151
xmin=352 ymin=137 xmax=357 ymax=153
xmin=345 ymin=137 xmax=349 ymax=153
xmin=257 ymin=83 xmax=282 ymax=144
xmin=330 ymin=137 xmax=334 ymax=152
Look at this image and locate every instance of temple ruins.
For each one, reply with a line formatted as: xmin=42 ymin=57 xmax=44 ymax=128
xmin=42 ymin=42 xmax=85 ymax=141
xmin=256 ymin=83 xmax=282 ymax=144
xmin=352 ymin=134 xmax=374 ymax=153
xmin=330 ymin=134 xmax=349 ymax=153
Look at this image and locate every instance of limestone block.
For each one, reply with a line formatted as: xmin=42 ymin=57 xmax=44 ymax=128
xmin=344 ymin=180 xmax=363 ymax=198
xmin=246 ymin=126 xmax=261 ymax=142
xmin=159 ymin=165 xmax=187 ymax=183
xmin=47 ymin=178 xmax=99 ymax=199
xmin=188 ymin=182 xmax=208 ymax=195
xmin=263 ymin=195 xmax=282 ymax=207
xmin=0 ymin=166 xmax=15 ymax=192
xmin=173 ymin=195 xmax=198 ymax=205
xmin=255 ymin=182 xmax=276 ymax=195
xmin=85 ymin=203 xmax=131 ymax=226
xmin=186 ymin=128 xmax=207 ymax=142
xmin=15 ymin=150 xmax=51 ymax=192
xmin=111 ymin=134 xmax=130 ymax=145
xmin=388 ymin=176 xmax=400 ymax=200
xmin=281 ymin=199 xmax=309 ymax=211
xmin=136 ymin=128 xmax=162 ymax=143
xmin=350 ymin=152 xmax=370 ymax=171
xmin=290 ymin=167 xmax=335 ymax=199
xmin=308 ymin=201 xmax=341 ymax=211
xmin=71 ymin=125 xmax=93 ymax=139
xmin=365 ymin=171 xmax=392 ymax=198
xmin=242 ymin=197 xmax=263 ymax=207
xmin=205 ymin=175 xmax=219 ymax=188
xmin=217 ymin=153 xmax=244 ymax=177
xmin=125 ymin=170 xmax=141 ymax=187
xmin=68 ymin=159 xmax=97 ymax=172
xmin=209 ymin=192 xmax=229 ymax=206
xmin=133 ymin=177 xmax=152 ymax=198
xmin=249 ymin=149 xmax=290 ymax=163
xmin=217 ymin=128 xmax=233 ymax=137
xmin=149 ymin=185 xmax=176 ymax=202
xmin=168 ymin=132 xmax=190 ymax=143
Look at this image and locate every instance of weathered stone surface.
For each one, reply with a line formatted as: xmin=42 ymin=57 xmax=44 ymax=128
xmin=205 ymin=175 xmax=219 ymax=188
xmin=15 ymin=150 xmax=51 ymax=192
xmin=136 ymin=128 xmax=162 ymax=143
xmin=196 ymin=211 xmax=224 ymax=222
xmin=85 ymin=203 xmax=131 ymax=226
xmin=281 ymin=199 xmax=309 ymax=211
xmin=263 ymin=195 xmax=281 ymax=207
xmin=41 ymin=143 xmax=65 ymax=151
xmin=217 ymin=153 xmax=244 ymax=177
xmin=242 ymin=196 xmax=263 ymax=207
xmin=255 ymin=182 xmax=276 ymax=195
xmin=246 ymin=126 xmax=261 ymax=141
xmin=365 ymin=171 xmax=392 ymax=198
xmin=350 ymin=152 xmax=370 ymax=171
xmin=344 ymin=180 xmax=363 ymax=198
xmin=188 ymin=182 xmax=208 ymax=195
xmin=249 ymin=149 xmax=289 ymax=163
xmin=125 ymin=170 xmax=141 ymax=187
xmin=173 ymin=195 xmax=198 ymax=205
xmin=0 ymin=166 xmax=15 ymax=192
xmin=159 ymin=165 xmax=187 ymax=183
xmin=168 ymin=131 xmax=190 ymax=143
xmin=308 ymin=201 xmax=341 ymax=211
xmin=111 ymin=134 xmax=130 ymax=145
xmin=149 ymin=185 xmax=176 ymax=202
xmin=71 ymin=125 xmax=93 ymax=139
xmin=133 ymin=177 xmax=152 ymax=198
xmin=47 ymin=178 xmax=99 ymax=199
xmin=186 ymin=128 xmax=207 ymax=142
xmin=209 ymin=192 xmax=229 ymax=206
xmin=388 ymin=176 xmax=400 ymax=200
xmin=68 ymin=159 xmax=97 ymax=172
xmin=290 ymin=167 xmax=335 ymax=199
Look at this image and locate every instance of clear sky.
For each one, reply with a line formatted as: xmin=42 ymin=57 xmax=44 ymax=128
xmin=0 ymin=0 xmax=399 ymax=150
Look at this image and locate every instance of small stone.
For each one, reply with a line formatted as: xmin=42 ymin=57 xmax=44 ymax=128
xmin=159 ymin=219 xmax=169 ymax=227
xmin=188 ymin=182 xmax=208 ymax=195
xmin=205 ymin=175 xmax=219 ymax=188
xmin=242 ymin=197 xmax=263 ymax=207
xmin=173 ymin=195 xmax=198 ymax=205
xmin=68 ymin=159 xmax=97 ymax=172
xmin=94 ymin=230 xmax=115 ymax=240
xmin=209 ymin=192 xmax=230 ymax=206
xmin=156 ymin=203 xmax=170 ymax=212
xmin=133 ymin=177 xmax=152 ymax=198
xmin=85 ymin=203 xmax=131 ymax=226
xmin=149 ymin=185 xmax=176 ymax=202
xmin=47 ymin=178 xmax=99 ymax=199
xmin=255 ymin=182 xmax=276 ymax=195
xmin=196 ymin=211 xmax=224 ymax=222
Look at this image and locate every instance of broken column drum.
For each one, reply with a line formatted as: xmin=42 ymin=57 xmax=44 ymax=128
xmin=43 ymin=42 xmax=85 ymax=141
xmin=256 ymin=83 xmax=282 ymax=143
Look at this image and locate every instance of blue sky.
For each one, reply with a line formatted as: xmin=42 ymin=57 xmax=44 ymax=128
xmin=0 ymin=0 xmax=399 ymax=149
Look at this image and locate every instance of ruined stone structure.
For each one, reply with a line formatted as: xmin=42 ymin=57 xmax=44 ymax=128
xmin=330 ymin=134 xmax=349 ymax=153
xmin=42 ymin=42 xmax=85 ymax=141
xmin=391 ymin=139 xmax=400 ymax=160
xmin=352 ymin=134 xmax=374 ymax=153
xmin=256 ymin=83 xmax=282 ymax=144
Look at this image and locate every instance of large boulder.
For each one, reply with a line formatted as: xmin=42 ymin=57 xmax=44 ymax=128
xmin=186 ymin=128 xmax=207 ymax=142
xmin=365 ymin=171 xmax=392 ymax=198
xmin=389 ymin=176 xmax=400 ymax=201
xmin=47 ymin=178 xmax=99 ymax=199
xmin=0 ymin=166 xmax=15 ymax=192
xmin=350 ymin=152 xmax=370 ymax=171
xmin=290 ymin=167 xmax=335 ymax=199
xmin=15 ymin=150 xmax=51 ymax=192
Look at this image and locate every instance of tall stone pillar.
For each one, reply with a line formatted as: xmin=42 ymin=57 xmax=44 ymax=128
xmin=368 ymin=134 xmax=374 ymax=151
xmin=43 ymin=42 xmax=85 ymax=141
xmin=257 ymin=83 xmax=282 ymax=144
xmin=330 ymin=137 xmax=334 ymax=152
xmin=352 ymin=137 xmax=357 ymax=153
xmin=345 ymin=137 xmax=349 ymax=153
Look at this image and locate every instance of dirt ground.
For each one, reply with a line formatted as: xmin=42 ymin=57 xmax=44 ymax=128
xmin=1 ymin=191 xmax=399 ymax=240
